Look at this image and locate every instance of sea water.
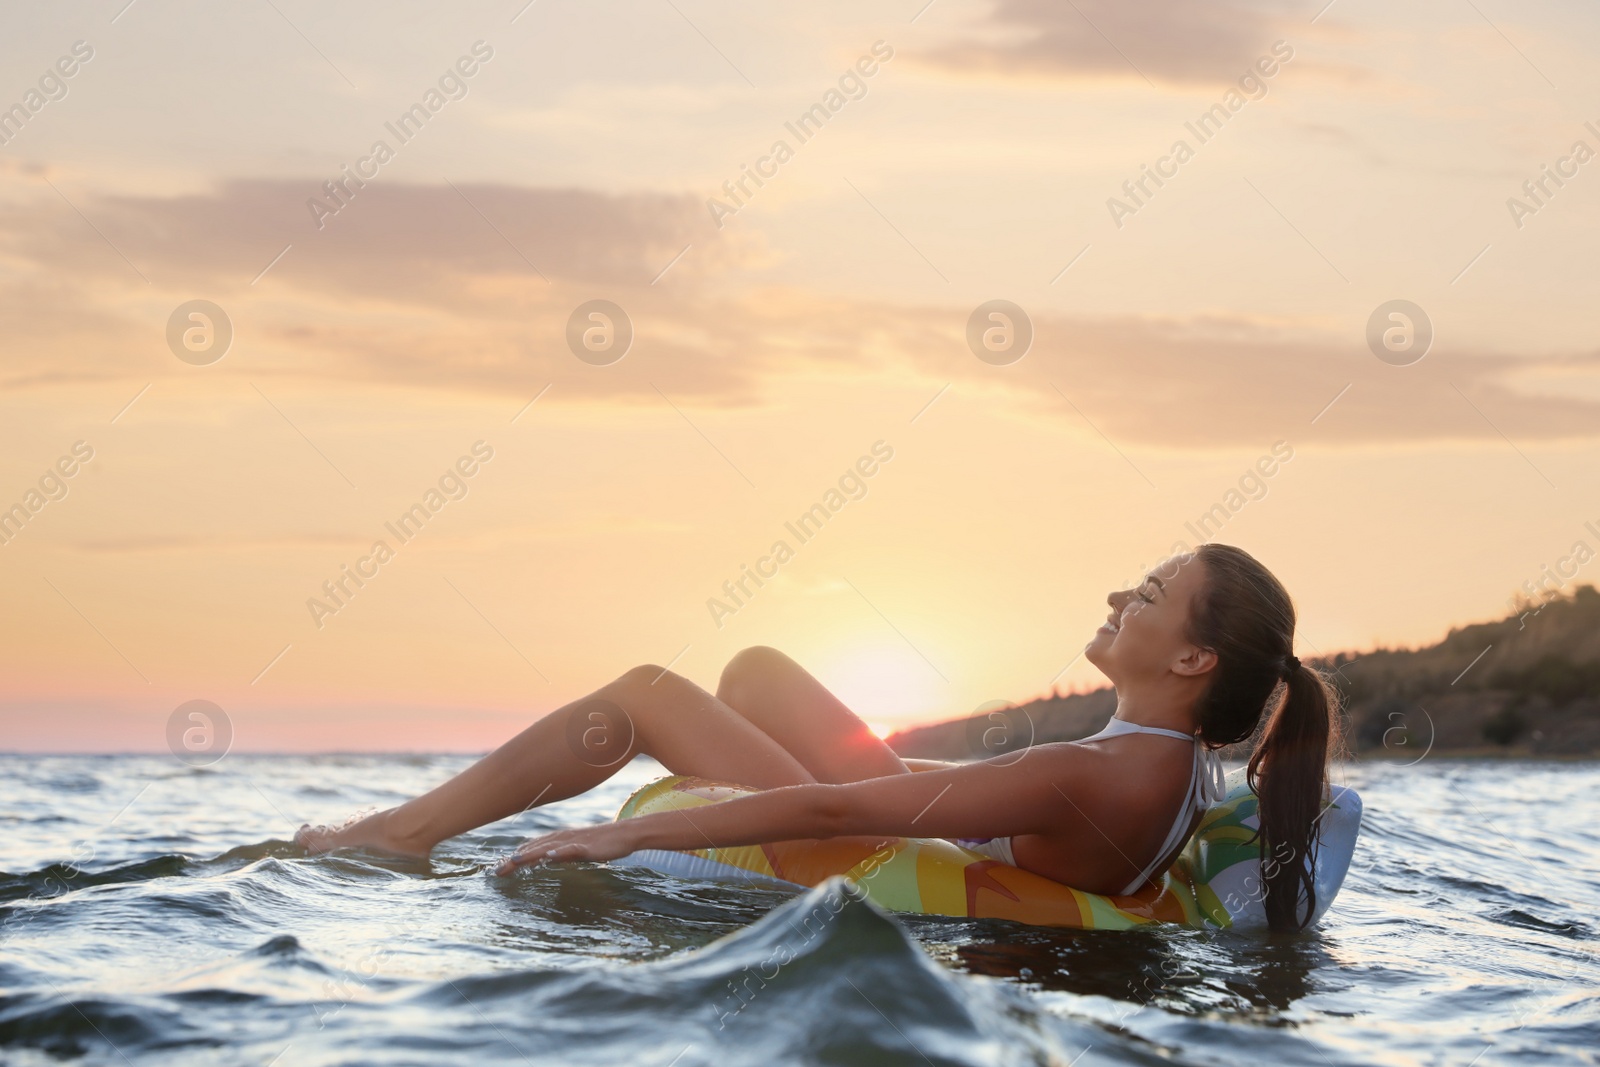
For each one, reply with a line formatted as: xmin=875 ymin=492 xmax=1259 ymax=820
xmin=1 ymin=754 xmax=1595 ymax=1065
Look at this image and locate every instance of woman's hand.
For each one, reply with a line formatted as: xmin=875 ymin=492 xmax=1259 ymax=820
xmin=493 ymin=820 xmax=640 ymax=876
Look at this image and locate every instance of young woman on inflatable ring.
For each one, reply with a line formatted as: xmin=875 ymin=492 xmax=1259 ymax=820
xmin=296 ymin=543 xmax=1342 ymax=934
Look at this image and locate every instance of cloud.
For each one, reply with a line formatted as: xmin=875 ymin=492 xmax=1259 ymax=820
xmin=993 ymin=316 xmax=1600 ymax=448
xmin=915 ymin=0 xmax=1295 ymax=86
xmin=0 ymin=177 xmax=756 ymax=298
xmin=1 ymin=178 xmax=1598 ymax=449
xmin=0 ymin=176 xmax=772 ymax=399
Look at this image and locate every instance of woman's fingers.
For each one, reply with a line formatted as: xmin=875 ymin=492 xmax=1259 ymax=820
xmin=496 ymin=842 xmax=547 ymax=875
xmin=493 ymin=850 xmax=533 ymax=876
xmin=493 ymin=836 xmax=585 ymax=876
xmin=493 ymin=822 xmax=636 ymax=876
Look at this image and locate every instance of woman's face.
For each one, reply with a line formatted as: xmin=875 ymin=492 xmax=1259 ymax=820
xmin=1084 ymin=553 xmax=1210 ymax=684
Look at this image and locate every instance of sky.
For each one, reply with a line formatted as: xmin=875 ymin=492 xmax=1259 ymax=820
xmin=2 ymin=0 xmax=1599 ymax=752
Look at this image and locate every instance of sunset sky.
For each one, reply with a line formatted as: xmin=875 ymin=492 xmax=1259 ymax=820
xmin=3 ymin=0 xmax=1599 ymax=752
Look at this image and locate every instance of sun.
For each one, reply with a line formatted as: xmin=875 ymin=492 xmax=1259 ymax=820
xmin=817 ymin=643 xmax=946 ymax=735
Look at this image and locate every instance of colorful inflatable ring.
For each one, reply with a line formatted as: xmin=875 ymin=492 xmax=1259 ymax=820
xmin=611 ymin=772 xmax=1362 ymax=931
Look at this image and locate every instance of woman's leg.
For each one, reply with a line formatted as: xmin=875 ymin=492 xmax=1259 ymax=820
xmin=296 ymin=662 xmax=816 ymax=857
xmin=715 ymin=646 xmax=911 ymax=784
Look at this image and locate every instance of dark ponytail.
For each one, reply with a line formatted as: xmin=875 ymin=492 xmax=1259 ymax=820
xmin=1186 ymin=544 xmax=1343 ymax=934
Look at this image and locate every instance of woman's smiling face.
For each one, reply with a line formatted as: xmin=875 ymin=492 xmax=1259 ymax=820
xmin=1085 ymin=553 xmax=1210 ymax=684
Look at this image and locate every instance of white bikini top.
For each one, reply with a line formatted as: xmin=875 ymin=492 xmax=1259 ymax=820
xmin=1076 ymin=716 xmax=1228 ymax=895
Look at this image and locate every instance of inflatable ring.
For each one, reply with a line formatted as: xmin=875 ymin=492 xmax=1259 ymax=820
xmin=611 ymin=771 xmax=1362 ymax=931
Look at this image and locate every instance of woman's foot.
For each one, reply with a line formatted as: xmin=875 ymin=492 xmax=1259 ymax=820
xmin=294 ymin=807 xmax=431 ymax=859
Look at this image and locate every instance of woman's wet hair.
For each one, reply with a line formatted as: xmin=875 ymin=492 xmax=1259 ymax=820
xmin=1186 ymin=544 xmax=1342 ymax=933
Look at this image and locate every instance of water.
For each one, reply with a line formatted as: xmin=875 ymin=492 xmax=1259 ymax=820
xmin=1 ymin=755 xmax=1595 ymax=1066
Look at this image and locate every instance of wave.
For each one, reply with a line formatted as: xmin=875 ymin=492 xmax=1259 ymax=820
xmin=0 ymin=878 xmax=1109 ymax=1066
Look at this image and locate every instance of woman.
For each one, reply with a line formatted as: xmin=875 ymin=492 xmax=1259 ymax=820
xmin=297 ymin=544 xmax=1341 ymax=933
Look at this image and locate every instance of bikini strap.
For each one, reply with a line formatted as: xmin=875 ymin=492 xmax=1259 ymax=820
xmin=1079 ymin=718 xmax=1227 ymax=805
xmin=1122 ymin=722 xmax=1200 ymax=743
xmin=1117 ymin=732 xmax=1228 ymax=895
xmin=1196 ymin=744 xmax=1227 ymax=806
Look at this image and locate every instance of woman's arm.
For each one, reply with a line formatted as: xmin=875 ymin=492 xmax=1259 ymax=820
xmin=494 ymin=744 xmax=1092 ymax=874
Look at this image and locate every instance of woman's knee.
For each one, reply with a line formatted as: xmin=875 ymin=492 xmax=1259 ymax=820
xmin=591 ymin=665 xmax=679 ymax=741
xmin=717 ymin=645 xmax=792 ymax=702
xmin=614 ymin=663 xmax=676 ymax=693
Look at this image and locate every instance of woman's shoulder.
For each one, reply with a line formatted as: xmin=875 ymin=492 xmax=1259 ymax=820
xmin=973 ymin=740 xmax=1120 ymax=793
xmin=1022 ymin=738 xmax=1195 ymax=811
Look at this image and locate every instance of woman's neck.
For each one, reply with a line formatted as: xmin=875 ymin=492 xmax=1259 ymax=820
xmin=1111 ymin=678 xmax=1202 ymax=735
